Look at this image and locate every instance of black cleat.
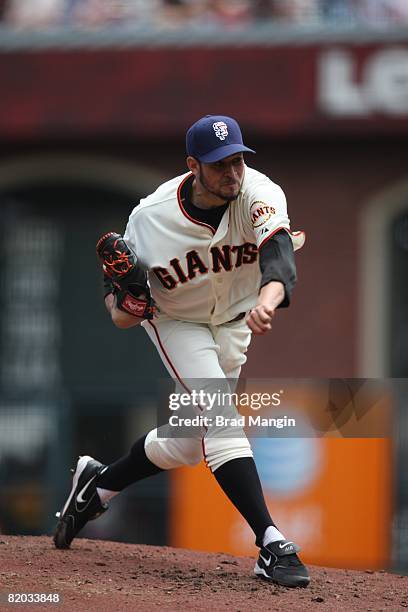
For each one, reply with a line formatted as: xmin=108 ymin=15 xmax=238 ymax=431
xmin=254 ymin=539 xmax=310 ymax=588
xmin=53 ymin=455 xmax=108 ymax=549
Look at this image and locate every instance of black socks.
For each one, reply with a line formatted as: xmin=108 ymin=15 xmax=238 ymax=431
xmin=96 ymin=434 xmax=163 ymax=491
xmin=96 ymin=437 xmax=274 ymax=548
xmin=213 ymin=456 xmax=274 ymax=546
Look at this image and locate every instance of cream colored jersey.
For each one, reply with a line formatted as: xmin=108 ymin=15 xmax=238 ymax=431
xmin=124 ymin=165 xmax=305 ymax=325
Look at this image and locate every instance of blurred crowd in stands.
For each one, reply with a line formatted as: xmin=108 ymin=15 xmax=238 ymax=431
xmin=0 ymin=0 xmax=407 ymax=29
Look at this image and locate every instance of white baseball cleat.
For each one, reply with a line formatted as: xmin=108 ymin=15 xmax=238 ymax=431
xmin=53 ymin=455 xmax=108 ymax=549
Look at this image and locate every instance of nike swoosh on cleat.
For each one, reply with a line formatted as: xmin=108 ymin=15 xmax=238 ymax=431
xmin=259 ymin=554 xmax=271 ymax=567
xmin=76 ymin=475 xmax=98 ymax=504
xmin=279 ymin=541 xmax=294 ymax=549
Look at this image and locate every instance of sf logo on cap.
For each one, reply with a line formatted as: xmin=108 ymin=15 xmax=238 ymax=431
xmin=213 ymin=121 xmax=228 ymax=141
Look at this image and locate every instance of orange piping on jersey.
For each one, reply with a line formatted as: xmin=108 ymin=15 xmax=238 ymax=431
xmin=258 ymin=226 xmax=305 ymax=250
xmin=147 ymin=319 xmax=209 ymax=466
xmin=177 ymin=173 xmax=216 ymax=236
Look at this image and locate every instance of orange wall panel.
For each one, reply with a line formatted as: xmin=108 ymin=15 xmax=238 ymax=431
xmin=170 ymin=438 xmax=392 ymax=569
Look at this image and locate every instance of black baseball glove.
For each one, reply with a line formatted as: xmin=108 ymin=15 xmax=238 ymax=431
xmin=96 ymin=232 xmax=155 ymax=320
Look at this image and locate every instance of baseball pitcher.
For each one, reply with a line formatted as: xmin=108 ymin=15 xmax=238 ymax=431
xmin=54 ymin=115 xmax=309 ymax=588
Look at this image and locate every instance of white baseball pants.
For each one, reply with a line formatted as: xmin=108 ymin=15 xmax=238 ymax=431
xmin=141 ymin=315 xmax=253 ymax=472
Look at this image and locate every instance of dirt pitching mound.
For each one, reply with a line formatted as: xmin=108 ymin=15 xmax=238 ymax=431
xmin=0 ymin=536 xmax=407 ymax=611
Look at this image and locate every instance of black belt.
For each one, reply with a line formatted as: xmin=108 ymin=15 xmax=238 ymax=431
xmin=228 ymin=312 xmax=246 ymax=323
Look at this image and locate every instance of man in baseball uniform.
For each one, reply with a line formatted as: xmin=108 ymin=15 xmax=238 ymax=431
xmin=54 ymin=115 xmax=309 ymax=588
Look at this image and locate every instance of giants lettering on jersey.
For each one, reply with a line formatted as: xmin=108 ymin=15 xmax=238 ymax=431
xmin=250 ymin=201 xmax=276 ymax=228
xmin=154 ymin=242 xmax=258 ymax=290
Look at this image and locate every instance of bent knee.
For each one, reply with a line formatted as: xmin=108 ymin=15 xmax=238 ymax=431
xmin=184 ymin=445 xmax=204 ymax=466
xmin=145 ymin=429 xmax=203 ymax=470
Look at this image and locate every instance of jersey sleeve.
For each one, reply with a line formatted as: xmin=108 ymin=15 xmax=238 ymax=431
xmin=123 ymin=206 xmax=139 ymax=258
xmin=245 ymin=176 xmax=305 ymax=252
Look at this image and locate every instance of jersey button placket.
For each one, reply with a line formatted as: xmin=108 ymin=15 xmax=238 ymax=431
xmin=208 ymin=238 xmax=219 ymax=317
